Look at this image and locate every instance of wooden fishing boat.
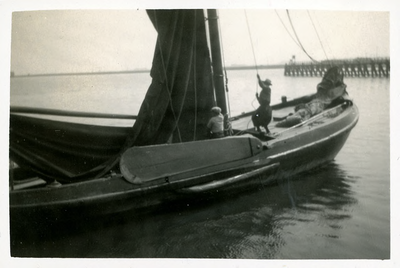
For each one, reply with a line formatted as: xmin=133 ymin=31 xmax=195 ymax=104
xmin=9 ymin=9 xmax=359 ymax=223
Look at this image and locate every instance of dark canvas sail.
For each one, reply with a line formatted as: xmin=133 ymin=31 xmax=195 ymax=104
xmin=126 ymin=9 xmax=215 ymax=145
xmin=9 ymin=9 xmax=217 ymax=183
xmin=9 ymin=115 xmax=130 ymax=181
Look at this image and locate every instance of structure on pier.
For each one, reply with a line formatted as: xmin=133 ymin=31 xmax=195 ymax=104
xmin=284 ymin=58 xmax=390 ymax=78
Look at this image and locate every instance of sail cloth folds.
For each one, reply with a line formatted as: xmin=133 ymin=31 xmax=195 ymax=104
xmin=9 ymin=115 xmax=131 ymax=182
xmin=9 ymin=10 xmax=216 ymax=183
xmin=125 ymin=9 xmax=215 ymax=146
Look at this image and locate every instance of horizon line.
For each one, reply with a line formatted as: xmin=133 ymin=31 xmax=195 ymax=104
xmin=10 ymin=56 xmax=389 ymax=77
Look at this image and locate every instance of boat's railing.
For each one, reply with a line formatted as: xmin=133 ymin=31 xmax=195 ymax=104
xmin=10 ymin=106 xmax=137 ymax=120
xmin=273 ymin=101 xmax=351 ymax=137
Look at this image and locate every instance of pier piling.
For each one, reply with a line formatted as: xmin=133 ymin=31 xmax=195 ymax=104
xmin=284 ymin=58 xmax=389 ymax=78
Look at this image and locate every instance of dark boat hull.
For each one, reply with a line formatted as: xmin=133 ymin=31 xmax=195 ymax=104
xmin=9 ymin=103 xmax=359 ymax=223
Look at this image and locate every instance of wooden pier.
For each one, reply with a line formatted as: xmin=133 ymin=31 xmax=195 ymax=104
xmin=284 ymin=58 xmax=390 ymax=77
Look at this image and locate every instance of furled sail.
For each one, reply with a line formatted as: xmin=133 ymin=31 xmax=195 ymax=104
xmin=125 ymin=9 xmax=215 ymax=146
xmin=9 ymin=115 xmax=130 ymax=181
xmin=9 ymin=9 xmax=217 ymax=183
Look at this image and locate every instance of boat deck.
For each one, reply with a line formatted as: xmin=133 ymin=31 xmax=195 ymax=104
xmin=230 ymin=100 xmax=353 ymax=146
xmin=231 ymin=106 xmax=294 ymax=136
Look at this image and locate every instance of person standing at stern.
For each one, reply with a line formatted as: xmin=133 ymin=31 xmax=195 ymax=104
xmin=252 ymin=74 xmax=273 ymax=134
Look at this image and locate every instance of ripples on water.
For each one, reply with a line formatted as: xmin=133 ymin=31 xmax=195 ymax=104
xmin=10 ymin=70 xmax=390 ymax=259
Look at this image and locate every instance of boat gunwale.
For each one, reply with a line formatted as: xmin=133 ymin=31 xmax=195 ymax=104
xmin=9 ymin=103 xmax=359 ymax=210
xmin=267 ymin=104 xmax=359 ymax=160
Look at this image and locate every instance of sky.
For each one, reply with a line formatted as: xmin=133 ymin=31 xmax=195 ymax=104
xmin=5 ymin=4 xmax=391 ymax=76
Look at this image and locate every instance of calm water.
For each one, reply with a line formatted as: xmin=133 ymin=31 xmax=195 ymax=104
xmin=9 ymin=69 xmax=390 ymax=259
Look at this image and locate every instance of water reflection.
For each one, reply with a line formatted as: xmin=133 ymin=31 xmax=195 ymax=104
xmin=11 ymin=162 xmax=360 ymax=259
xmin=222 ymin=163 xmax=359 ymax=259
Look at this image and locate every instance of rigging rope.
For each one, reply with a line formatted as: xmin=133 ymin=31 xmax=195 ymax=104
xmin=307 ymin=10 xmax=330 ymax=63
xmin=152 ymin=11 xmax=183 ymax=142
xmin=286 ymin=10 xmax=319 ymax=63
xmin=244 ymin=10 xmax=259 ymax=74
xmin=314 ymin=11 xmax=336 ymax=61
xmin=193 ymin=11 xmax=198 ymax=140
xmin=274 ymin=10 xmax=302 ymax=49
xmin=244 ymin=10 xmax=262 ymax=96
xmin=216 ymin=10 xmax=231 ymax=116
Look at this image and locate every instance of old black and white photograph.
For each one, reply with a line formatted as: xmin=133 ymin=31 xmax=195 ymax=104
xmin=1 ymin=0 xmax=398 ymax=267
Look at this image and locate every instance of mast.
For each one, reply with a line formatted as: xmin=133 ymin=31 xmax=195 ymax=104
xmin=207 ymin=9 xmax=228 ymax=115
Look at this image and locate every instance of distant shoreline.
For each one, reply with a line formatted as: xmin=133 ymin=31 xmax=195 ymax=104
xmin=11 ymin=56 xmax=389 ymax=78
xmin=10 ymin=65 xmax=285 ymax=78
xmin=10 ymin=69 xmax=150 ymax=78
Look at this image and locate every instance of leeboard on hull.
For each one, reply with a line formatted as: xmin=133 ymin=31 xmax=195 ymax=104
xmin=120 ymin=135 xmax=264 ymax=184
